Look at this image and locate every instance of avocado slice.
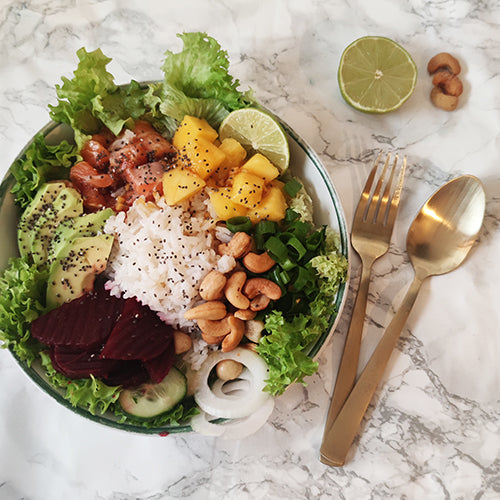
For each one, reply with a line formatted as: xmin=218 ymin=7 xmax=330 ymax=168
xmin=30 ymin=187 xmax=84 ymax=266
xmin=17 ymin=181 xmax=67 ymax=257
xmin=47 ymin=208 xmax=115 ymax=265
xmin=46 ymin=234 xmax=114 ymax=309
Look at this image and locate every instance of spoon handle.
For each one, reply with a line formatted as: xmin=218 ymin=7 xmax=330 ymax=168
xmin=320 ymin=275 xmax=424 ymax=467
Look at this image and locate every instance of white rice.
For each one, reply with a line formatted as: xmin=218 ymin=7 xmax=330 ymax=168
xmin=103 ymin=192 xmax=235 ymax=332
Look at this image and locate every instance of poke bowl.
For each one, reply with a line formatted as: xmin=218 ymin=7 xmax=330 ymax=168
xmin=0 ymin=34 xmax=349 ymax=437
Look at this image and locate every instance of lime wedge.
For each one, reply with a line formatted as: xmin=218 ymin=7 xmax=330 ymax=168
xmin=219 ymin=108 xmax=290 ymax=172
xmin=338 ymin=36 xmax=417 ymax=113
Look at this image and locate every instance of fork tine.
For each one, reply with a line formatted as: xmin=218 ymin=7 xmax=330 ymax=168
xmin=356 ymin=151 xmax=384 ymax=216
xmin=385 ymin=155 xmax=407 ymax=228
xmin=376 ymin=153 xmax=399 ymax=224
xmin=365 ymin=152 xmax=391 ymax=222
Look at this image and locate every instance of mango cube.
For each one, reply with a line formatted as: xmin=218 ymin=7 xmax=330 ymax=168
xmin=248 ymin=186 xmax=287 ymax=223
xmin=178 ymin=137 xmax=226 ymax=180
xmin=209 ymin=187 xmax=248 ymax=220
xmin=173 ymin=116 xmax=218 ymax=150
xmin=218 ymin=138 xmax=247 ymax=169
xmin=230 ymin=172 xmax=265 ymax=208
xmin=162 ymin=167 xmax=206 ymax=205
xmin=241 ymin=153 xmax=279 ymax=183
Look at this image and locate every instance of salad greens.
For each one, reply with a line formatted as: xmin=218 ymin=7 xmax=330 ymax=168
xmin=1 ymin=32 xmax=347 ymax=425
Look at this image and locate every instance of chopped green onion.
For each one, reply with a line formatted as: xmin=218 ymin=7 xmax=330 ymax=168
xmin=284 ymin=209 xmax=300 ymax=222
xmin=306 ymin=226 xmax=326 ymax=250
xmin=226 ymin=216 xmax=252 ymax=233
xmin=284 ymin=178 xmax=303 ymax=197
xmin=264 ymin=236 xmax=288 ymax=262
xmin=255 ymin=220 xmax=278 ymax=236
xmin=285 ymin=236 xmax=307 ymax=261
xmin=287 ymin=220 xmax=310 ymax=241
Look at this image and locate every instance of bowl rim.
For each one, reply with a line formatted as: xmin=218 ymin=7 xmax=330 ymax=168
xmin=0 ymin=113 xmax=350 ymax=435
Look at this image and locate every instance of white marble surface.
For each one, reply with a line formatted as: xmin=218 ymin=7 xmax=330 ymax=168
xmin=1 ymin=1 xmax=499 ymax=499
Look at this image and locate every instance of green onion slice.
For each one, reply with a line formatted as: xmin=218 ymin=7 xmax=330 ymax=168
xmin=226 ymin=216 xmax=252 ymax=233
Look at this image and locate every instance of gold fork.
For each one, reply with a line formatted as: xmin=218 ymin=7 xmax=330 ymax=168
xmin=320 ymin=152 xmax=406 ymax=466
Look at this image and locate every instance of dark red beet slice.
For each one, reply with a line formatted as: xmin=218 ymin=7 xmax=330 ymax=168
xmin=51 ymin=345 xmax=118 ymax=379
xmin=32 ymin=287 xmax=124 ymax=349
xmin=100 ymin=298 xmax=174 ymax=361
xmin=144 ymin=341 xmax=175 ymax=384
xmin=102 ymin=360 xmax=150 ymax=388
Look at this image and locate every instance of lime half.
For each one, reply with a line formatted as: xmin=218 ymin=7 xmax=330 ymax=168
xmin=219 ymin=108 xmax=290 ymax=172
xmin=338 ymin=36 xmax=417 ymax=113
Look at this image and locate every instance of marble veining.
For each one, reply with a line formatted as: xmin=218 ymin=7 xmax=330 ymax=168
xmin=1 ymin=1 xmax=499 ymax=499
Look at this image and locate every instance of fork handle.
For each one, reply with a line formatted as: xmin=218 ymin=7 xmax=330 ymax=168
xmin=320 ymin=275 xmax=424 ymax=466
xmin=320 ymin=258 xmax=374 ymax=447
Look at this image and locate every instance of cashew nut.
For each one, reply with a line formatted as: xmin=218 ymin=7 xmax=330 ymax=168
xmin=430 ymin=86 xmax=459 ymax=111
xmin=201 ymin=331 xmax=227 ymax=345
xmin=234 ymin=308 xmax=257 ymax=320
xmin=199 ymin=270 xmax=227 ymax=301
xmin=218 ymin=231 xmax=252 ymax=259
xmin=249 ymin=294 xmax=271 ymax=311
xmin=221 ymin=315 xmax=246 ymax=352
xmin=216 ymin=359 xmax=243 ymax=381
xmin=224 ymin=271 xmax=250 ymax=309
xmin=245 ymin=319 xmax=264 ymax=343
xmin=197 ymin=317 xmax=231 ymax=338
xmin=432 ymin=70 xmax=463 ymax=96
xmin=184 ymin=300 xmax=227 ymax=320
xmin=243 ymin=277 xmax=282 ymax=301
xmin=173 ymin=330 xmax=193 ymax=354
xmin=427 ymin=52 xmax=461 ymax=75
xmin=242 ymin=251 xmax=276 ymax=273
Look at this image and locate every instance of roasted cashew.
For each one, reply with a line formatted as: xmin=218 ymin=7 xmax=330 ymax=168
xmin=249 ymin=294 xmax=271 ymax=311
xmin=216 ymin=359 xmax=243 ymax=380
xmin=430 ymin=86 xmax=459 ymax=111
xmin=242 ymin=251 xmax=276 ymax=273
xmin=173 ymin=330 xmax=193 ymax=354
xmin=199 ymin=270 xmax=227 ymax=301
xmin=224 ymin=271 xmax=250 ymax=309
xmin=221 ymin=315 xmax=246 ymax=352
xmin=184 ymin=300 xmax=227 ymax=320
xmin=218 ymin=231 xmax=252 ymax=259
xmin=432 ymin=70 xmax=463 ymax=97
xmin=243 ymin=277 xmax=282 ymax=301
xmin=197 ymin=316 xmax=231 ymax=338
xmin=201 ymin=331 xmax=227 ymax=345
xmin=234 ymin=308 xmax=257 ymax=320
xmin=245 ymin=319 xmax=264 ymax=343
xmin=427 ymin=52 xmax=461 ymax=75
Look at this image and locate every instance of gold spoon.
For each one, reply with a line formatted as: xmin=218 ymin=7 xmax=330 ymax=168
xmin=320 ymin=175 xmax=486 ymax=466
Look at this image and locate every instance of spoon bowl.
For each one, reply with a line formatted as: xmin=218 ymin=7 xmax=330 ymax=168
xmin=320 ymin=175 xmax=486 ymax=466
xmin=408 ymin=175 xmax=486 ymax=277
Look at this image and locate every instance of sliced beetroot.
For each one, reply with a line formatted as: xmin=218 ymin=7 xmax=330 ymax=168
xmin=100 ymin=298 xmax=174 ymax=362
xmin=32 ymin=287 xmax=124 ymax=349
xmin=144 ymin=341 xmax=175 ymax=384
xmin=102 ymin=360 xmax=150 ymax=388
xmin=51 ymin=345 xmax=118 ymax=379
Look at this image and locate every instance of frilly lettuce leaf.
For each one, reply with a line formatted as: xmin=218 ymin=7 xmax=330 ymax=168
xmin=159 ymin=32 xmax=254 ymax=127
xmin=10 ymin=133 xmax=80 ymax=209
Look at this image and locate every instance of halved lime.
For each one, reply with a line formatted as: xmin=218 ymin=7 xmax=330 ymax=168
xmin=219 ymin=108 xmax=290 ymax=172
xmin=338 ymin=36 xmax=417 ymax=113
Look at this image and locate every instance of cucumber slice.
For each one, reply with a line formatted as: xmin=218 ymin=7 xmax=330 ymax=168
xmin=118 ymin=367 xmax=187 ymax=418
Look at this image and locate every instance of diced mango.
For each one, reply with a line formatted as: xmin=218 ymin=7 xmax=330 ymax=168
xmin=218 ymin=138 xmax=247 ymax=170
xmin=241 ymin=153 xmax=279 ymax=183
xmin=178 ymin=137 xmax=227 ymax=179
xmin=230 ymin=172 xmax=265 ymax=208
xmin=248 ymin=186 xmax=287 ymax=223
xmin=209 ymin=187 xmax=248 ymax=220
xmin=162 ymin=167 xmax=206 ymax=205
xmin=212 ymin=138 xmax=248 ymax=183
xmin=173 ymin=116 xmax=218 ymax=150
